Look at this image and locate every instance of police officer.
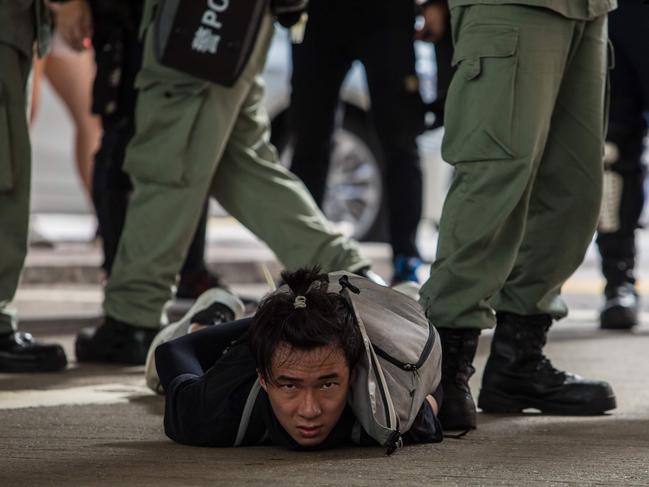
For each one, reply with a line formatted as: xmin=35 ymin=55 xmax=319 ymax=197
xmin=596 ymin=1 xmax=649 ymax=330
xmin=64 ymin=0 xmax=377 ymax=364
xmin=418 ymin=0 xmax=618 ymax=430
xmin=288 ymin=0 xmax=426 ymax=284
xmin=69 ymin=0 xmax=224 ymax=300
xmin=0 ymin=0 xmax=67 ymax=372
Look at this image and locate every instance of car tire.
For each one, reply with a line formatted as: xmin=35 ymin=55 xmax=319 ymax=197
xmin=270 ymin=106 xmax=388 ymax=242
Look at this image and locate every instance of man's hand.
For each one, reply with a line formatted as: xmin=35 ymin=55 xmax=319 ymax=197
xmin=49 ymin=0 xmax=93 ymax=52
xmin=415 ymin=2 xmax=449 ymax=43
xmin=425 ymin=394 xmax=439 ymax=415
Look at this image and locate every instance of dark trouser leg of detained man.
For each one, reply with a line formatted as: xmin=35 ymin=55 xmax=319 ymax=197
xmin=0 ymin=1 xmax=67 ymax=372
xmin=596 ymin=2 xmax=649 ymax=330
xmin=419 ymin=2 xmax=617 ymax=430
xmin=289 ymin=0 xmax=424 ymax=284
xmin=75 ymin=4 xmax=371 ymax=364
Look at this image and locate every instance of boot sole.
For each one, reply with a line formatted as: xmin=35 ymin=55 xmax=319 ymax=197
xmin=145 ymin=288 xmax=245 ymax=393
xmin=0 ymin=349 xmax=67 ymax=373
xmin=440 ymin=417 xmax=477 ymax=431
xmin=75 ymin=331 xmax=151 ymax=366
xmin=478 ymin=388 xmax=617 ymax=415
xmin=600 ymin=308 xmax=638 ymax=330
xmin=438 ymin=409 xmax=477 ymax=431
xmin=600 ymin=319 xmax=637 ymax=330
xmin=75 ymin=344 xmax=147 ymax=365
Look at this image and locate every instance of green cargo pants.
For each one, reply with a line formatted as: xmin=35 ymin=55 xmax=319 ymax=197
xmin=0 ymin=44 xmax=32 ymax=335
xmin=419 ymin=5 xmax=609 ymax=330
xmin=104 ymin=11 xmax=369 ymax=329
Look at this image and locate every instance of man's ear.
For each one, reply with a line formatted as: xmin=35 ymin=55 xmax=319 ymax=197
xmin=350 ymin=368 xmax=357 ymax=385
xmin=257 ymin=370 xmax=267 ymax=391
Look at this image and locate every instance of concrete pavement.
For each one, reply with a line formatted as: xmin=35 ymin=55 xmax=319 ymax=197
xmin=16 ymin=50 xmax=649 ymax=487
xmin=2 ymin=302 xmax=649 ymax=486
xmin=2 ymin=217 xmax=649 ymax=486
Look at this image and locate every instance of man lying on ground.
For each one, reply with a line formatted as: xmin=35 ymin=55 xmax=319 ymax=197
xmin=152 ymin=268 xmax=443 ymax=450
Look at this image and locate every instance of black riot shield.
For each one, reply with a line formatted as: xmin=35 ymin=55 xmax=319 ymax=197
xmin=154 ymin=0 xmax=268 ymax=86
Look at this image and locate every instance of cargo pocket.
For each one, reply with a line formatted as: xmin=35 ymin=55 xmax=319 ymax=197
xmin=442 ymin=24 xmax=519 ymax=163
xmin=0 ymin=83 xmax=14 ymax=192
xmin=124 ymin=78 xmax=208 ymax=185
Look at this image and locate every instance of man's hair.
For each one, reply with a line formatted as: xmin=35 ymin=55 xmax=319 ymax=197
xmin=249 ymin=267 xmax=363 ymax=384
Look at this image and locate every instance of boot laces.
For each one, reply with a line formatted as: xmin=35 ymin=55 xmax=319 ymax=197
xmin=441 ymin=331 xmax=477 ymax=391
xmin=518 ymin=324 xmax=565 ymax=379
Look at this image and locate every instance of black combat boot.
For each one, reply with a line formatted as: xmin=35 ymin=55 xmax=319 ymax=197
xmin=601 ymin=282 xmax=639 ymax=330
xmin=598 ymin=236 xmax=639 ymax=330
xmin=176 ymin=269 xmax=224 ymax=300
xmin=76 ymin=317 xmax=157 ymax=365
xmin=478 ymin=312 xmax=616 ymax=414
xmin=0 ymin=332 xmax=67 ymax=372
xmin=437 ymin=328 xmax=481 ymax=430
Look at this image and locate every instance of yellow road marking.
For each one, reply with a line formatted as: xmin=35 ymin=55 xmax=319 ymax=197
xmin=563 ymin=277 xmax=648 ymax=294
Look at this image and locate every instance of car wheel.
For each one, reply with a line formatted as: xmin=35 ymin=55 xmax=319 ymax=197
xmin=271 ymin=107 xmax=386 ymax=241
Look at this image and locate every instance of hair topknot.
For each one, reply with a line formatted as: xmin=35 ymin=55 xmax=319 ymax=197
xmin=280 ymin=266 xmax=329 ymax=297
xmin=249 ymin=267 xmax=363 ymax=384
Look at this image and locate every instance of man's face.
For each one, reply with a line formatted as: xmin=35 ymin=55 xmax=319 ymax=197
xmin=259 ymin=343 xmax=353 ymax=447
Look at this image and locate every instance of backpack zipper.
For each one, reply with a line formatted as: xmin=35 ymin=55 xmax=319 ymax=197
xmin=338 ymin=275 xmax=360 ymax=294
xmin=372 ymin=317 xmax=436 ymax=371
xmin=338 ymin=274 xmax=435 ymax=371
xmin=368 ymin=342 xmax=395 ymax=431
xmin=369 ymin=345 xmax=402 ymax=454
xmin=385 ymin=429 xmax=403 ymax=456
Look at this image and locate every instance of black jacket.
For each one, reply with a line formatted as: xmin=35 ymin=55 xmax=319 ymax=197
xmin=156 ymin=320 xmax=442 ymax=449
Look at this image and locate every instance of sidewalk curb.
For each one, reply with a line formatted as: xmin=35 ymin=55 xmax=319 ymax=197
xmin=21 ymin=260 xmax=285 ymax=286
xmin=22 ymin=242 xmax=393 ymax=286
xmin=22 ymin=317 xmax=102 ymax=336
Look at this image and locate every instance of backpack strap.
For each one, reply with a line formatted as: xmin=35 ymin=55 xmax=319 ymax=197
xmin=234 ymin=379 xmax=262 ymax=446
xmin=339 ymin=281 xmax=400 ymax=447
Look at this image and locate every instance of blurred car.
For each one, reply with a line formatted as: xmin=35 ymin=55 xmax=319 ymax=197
xmin=29 ymin=27 xmax=452 ymax=245
xmin=261 ymin=27 xmax=451 ymax=241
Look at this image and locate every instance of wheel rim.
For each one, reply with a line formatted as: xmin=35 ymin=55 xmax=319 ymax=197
xmin=323 ymin=129 xmax=382 ymax=239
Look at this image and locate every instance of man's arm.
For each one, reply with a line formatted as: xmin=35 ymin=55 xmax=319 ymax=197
xmin=155 ymin=318 xmax=252 ymax=390
xmin=155 ymin=323 xmax=258 ymax=447
xmin=159 ymin=345 xmax=255 ymax=447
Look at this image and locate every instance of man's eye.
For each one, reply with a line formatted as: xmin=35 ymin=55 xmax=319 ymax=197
xmin=321 ymin=382 xmax=337 ymax=390
xmin=280 ymin=383 xmax=296 ymax=390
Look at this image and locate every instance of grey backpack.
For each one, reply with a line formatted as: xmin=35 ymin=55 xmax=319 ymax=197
xmin=235 ymin=271 xmax=442 ymax=454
